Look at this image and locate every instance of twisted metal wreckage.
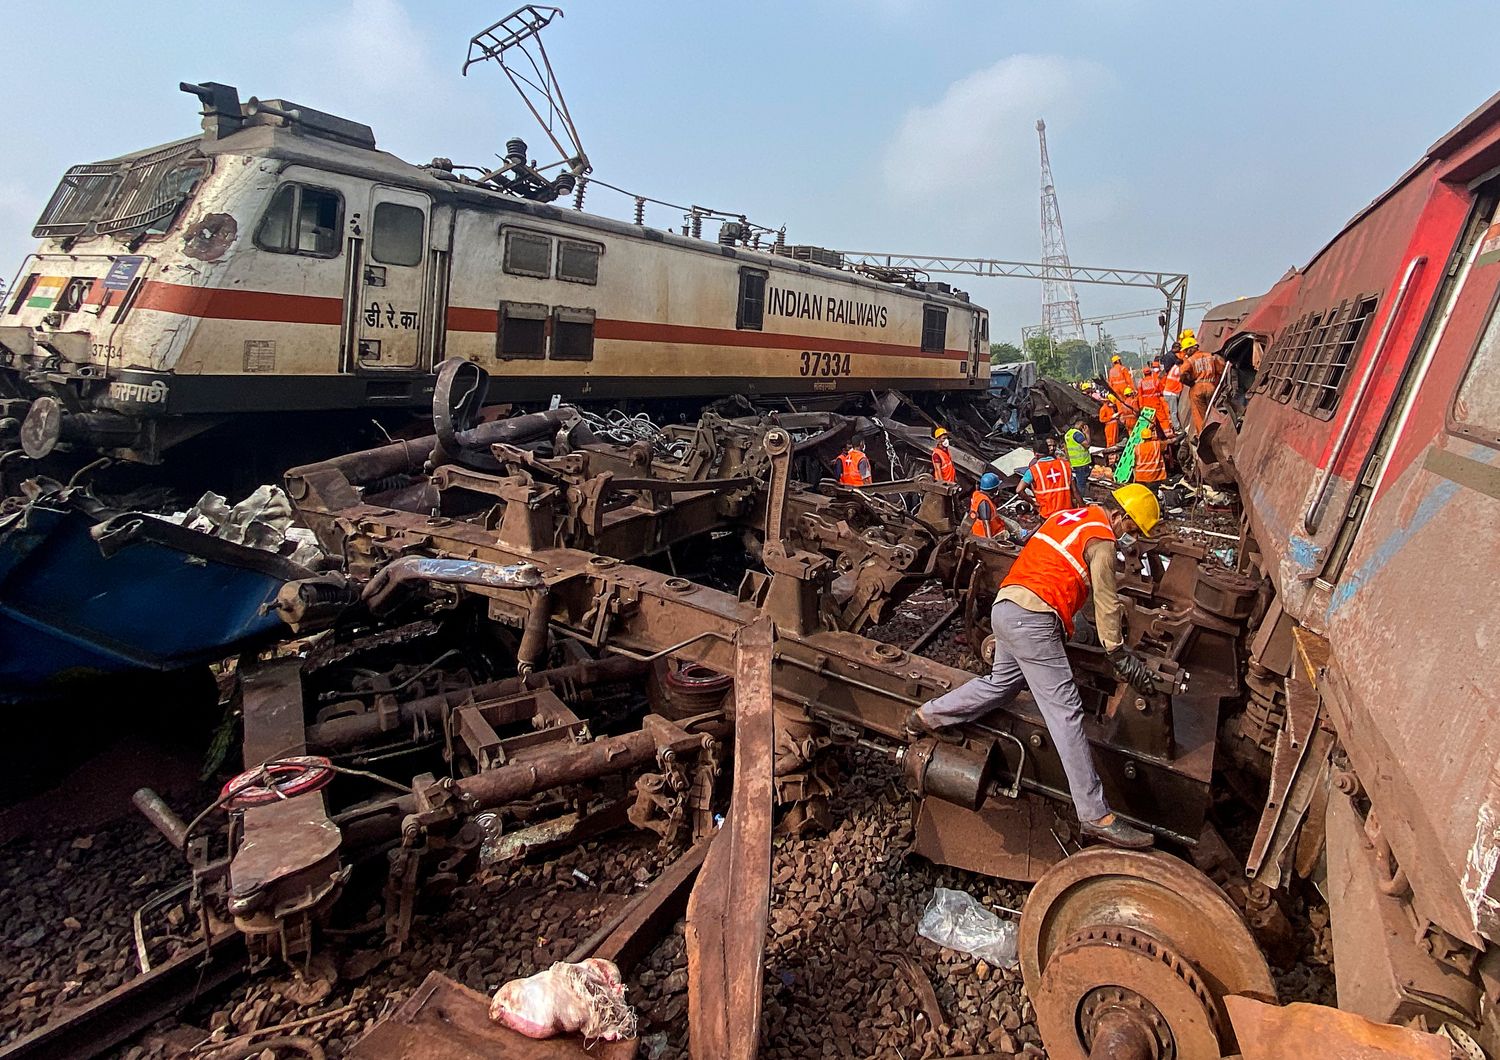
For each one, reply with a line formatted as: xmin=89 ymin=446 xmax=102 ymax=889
xmin=14 ymin=357 xmax=1378 ymax=1059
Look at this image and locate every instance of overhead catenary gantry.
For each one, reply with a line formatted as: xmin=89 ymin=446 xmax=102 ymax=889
xmin=833 ymin=250 xmax=1192 ymax=358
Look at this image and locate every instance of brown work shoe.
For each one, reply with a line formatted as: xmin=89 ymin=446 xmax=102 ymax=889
xmin=1081 ymin=816 xmax=1154 ymax=850
xmin=903 ymin=708 xmax=961 ymax=743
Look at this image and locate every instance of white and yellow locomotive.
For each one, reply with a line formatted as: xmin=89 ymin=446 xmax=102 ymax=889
xmin=0 ymin=82 xmax=987 ymax=466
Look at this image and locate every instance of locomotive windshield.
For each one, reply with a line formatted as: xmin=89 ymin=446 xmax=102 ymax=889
xmin=32 ymin=138 xmax=207 ymax=241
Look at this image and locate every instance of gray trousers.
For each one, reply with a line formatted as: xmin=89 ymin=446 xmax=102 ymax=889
xmin=919 ymin=600 xmax=1109 ymax=822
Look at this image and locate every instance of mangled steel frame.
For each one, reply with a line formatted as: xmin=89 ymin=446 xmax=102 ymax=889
xmin=132 ymin=356 xmax=1277 ymax=1057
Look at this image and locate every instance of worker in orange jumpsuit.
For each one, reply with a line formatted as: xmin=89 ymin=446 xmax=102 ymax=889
xmin=1137 ymin=362 xmax=1174 ymax=437
xmin=969 ymin=473 xmax=1006 ymax=538
xmin=1117 ymin=387 xmax=1140 ymax=436
xmin=1178 ymin=332 xmax=1227 ymax=434
xmin=1098 ymin=397 xmax=1120 ymax=448
xmin=931 ymin=427 xmax=957 ymax=484
xmin=1107 ymin=354 xmax=1135 ymax=397
xmin=1133 ymin=420 xmax=1169 ymax=496
xmin=835 ymin=442 xmax=872 ymax=486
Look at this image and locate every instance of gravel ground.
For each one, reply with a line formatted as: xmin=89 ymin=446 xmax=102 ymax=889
xmin=0 ymin=818 xmax=191 ymax=1047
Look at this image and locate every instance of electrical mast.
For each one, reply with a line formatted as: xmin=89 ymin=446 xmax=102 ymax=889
xmin=1036 ymin=119 xmax=1085 ymax=343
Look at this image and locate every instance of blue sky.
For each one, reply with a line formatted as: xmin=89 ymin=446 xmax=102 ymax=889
xmin=0 ymin=0 xmax=1493 ymax=346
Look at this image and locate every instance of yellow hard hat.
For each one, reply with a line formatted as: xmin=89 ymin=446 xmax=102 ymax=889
xmin=1111 ymin=354 xmax=1122 ymax=363
xmin=1179 ymin=328 xmax=1196 ymax=342
xmin=933 ymin=426 xmax=949 ymax=439
xmin=1112 ymin=483 xmax=1161 ymax=537
xmin=1123 ymin=387 xmax=1135 ymax=396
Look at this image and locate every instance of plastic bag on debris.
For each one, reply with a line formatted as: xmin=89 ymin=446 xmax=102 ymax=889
xmin=917 ymin=887 xmax=1018 ymax=967
xmin=489 ymin=958 xmax=638 ymax=1041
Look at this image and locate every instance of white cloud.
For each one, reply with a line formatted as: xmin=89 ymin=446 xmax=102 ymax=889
xmin=882 ymin=54 xmax=1113 ymax=199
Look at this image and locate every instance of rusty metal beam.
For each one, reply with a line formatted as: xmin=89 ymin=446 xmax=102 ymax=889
xmin=686 ymin=617 xmax=774 ymax=1060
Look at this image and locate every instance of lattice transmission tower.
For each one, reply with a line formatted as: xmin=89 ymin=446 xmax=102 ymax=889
xmin=1036 ymin=119 xmax=1085 ymax=342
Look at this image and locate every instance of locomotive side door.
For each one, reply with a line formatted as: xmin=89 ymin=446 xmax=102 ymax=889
xmin=354 ymin=186 xmax=431 ymax=370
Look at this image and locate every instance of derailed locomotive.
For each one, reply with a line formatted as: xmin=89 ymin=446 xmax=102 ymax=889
xmin=0 ymin=81 xmax=986 ymax=469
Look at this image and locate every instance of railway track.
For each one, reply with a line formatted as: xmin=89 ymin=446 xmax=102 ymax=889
xmin=0 ymin=932 xmax=244 ymax=1060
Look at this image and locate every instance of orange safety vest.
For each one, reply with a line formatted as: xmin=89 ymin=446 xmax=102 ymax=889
xmin=999 ymin=504 xmax=1116 ymax=636
xmin=969 ymin=490 xmax=1005 ymax=538
xmin=931 ymin=445 xmax=957 ymax=484
xmin=1098 ymin=402 xmax=1117 ymax=425
xmin=837 ymin=449 xmax=871 ymax=486
xmin=1162 ymin=363 xmax=1184 ymax=395
xmin=1108 ymin=363 xmax=1135 ymax=395
xmin=1028 ymin=456 xmax=1074 ymax=519
xmin=1138 ymin=368 xmax=1162 ymax=398
xmin=1134 ymin=437 xmax=1167 ymax=483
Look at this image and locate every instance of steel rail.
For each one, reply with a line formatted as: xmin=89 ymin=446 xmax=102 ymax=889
xmin=0 ymin=931 xmax=246 ymax=1060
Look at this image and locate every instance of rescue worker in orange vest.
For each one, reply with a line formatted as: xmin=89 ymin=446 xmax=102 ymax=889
xmin=908 ymin=485 xmax=1164 ymax=849
xmin=835 ymin=441 xmax=872 ymax=487
xmin=1098 ymin=396 xmax=1120 ymax=448
xmin=1016 ymin=444 xmax=1076 ymax=519
xmin=1178 ymin=330 xmax=1226 ymax=435
xmin=1133 ymin=419 xmax=1169 ymax=496
xmin=931 ymin=427 xmax=957 ymax=484
xmin=1162 ymin=341 xmax=1186 ymax=428
xmin=1107 ymin=354 xmax=1135 ymax=397
xmin=1137 ymin=361 xmax=1174 ymax=437
xmin=969 ymin=473 xmax=1006 ymax=538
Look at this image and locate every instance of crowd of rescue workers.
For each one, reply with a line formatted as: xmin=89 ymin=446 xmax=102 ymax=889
xmin=833 ymin=328 xmax=1225 ymax=850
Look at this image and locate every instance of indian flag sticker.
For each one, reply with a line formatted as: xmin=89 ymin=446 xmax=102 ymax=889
xmin=25 ymin=276 xmax=67 ymax=309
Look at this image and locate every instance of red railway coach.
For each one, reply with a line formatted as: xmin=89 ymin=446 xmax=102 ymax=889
xmin=1219 ymin=91 xmax=1500 ymax=1045
xmin=0 ymin=83 xmax=986 ymax=470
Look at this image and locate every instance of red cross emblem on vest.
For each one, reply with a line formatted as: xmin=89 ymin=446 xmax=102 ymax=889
xmin=1056 ymin=509 xmax=1088 ymax=525
xmin=1044 ymin=464 xmax=1064 ymax=486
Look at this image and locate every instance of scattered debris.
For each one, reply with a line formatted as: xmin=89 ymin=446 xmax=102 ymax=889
xmin=916 ymin=888 xmax=1019 ymax=967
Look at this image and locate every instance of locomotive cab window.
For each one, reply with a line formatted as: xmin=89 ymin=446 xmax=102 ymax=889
xmin=256 ymin=183 xmax=342 ymax=257
xmin=497 ymin=301 xmax=548 ymax=360
xmin=737 ymin=268 xmax=767 ymax=330
xmin=922 ymin=305 xmax=948 ymax=353
xmin=557 ymin=240 xmax=602 ymax=285
xmin=1452 ymin=288 xmax=1500 ymax=446
xmin=370 ymin=202 xmax=424 ymax=267
xmin=504 ymin=230 xmax=552 ymax=278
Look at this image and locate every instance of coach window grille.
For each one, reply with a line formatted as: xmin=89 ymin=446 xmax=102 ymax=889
xmin=1289 ymin=301 xmax=1347 ymax=409
xmin=551 ymin=307 xmax=596 ymax=360
xmin=504 ymin=230 xmax=552 ymax=278
xmin=1273 ymin=312 xmax=1318 ymax=403
xmin=737 ymin=268 xmax=767 ymax=330
xmin=922 ymin=305 xmax=948 ymax=353
xmin=256 ymin=184 xmax=342 ymax=258
xmin=557 ymin=240 xmax=601 ymax=285
xmin=371 ymin=202 xmax=425 ymax=267
xmin=1302 ymin=295 xmax=1377 ymax=417
xmin=497 ymin=301 xmax=548 ymax=360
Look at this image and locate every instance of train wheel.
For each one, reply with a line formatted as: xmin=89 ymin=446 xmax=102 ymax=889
xmin=1020 ymin=848 xmax=1276 ymax=1060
